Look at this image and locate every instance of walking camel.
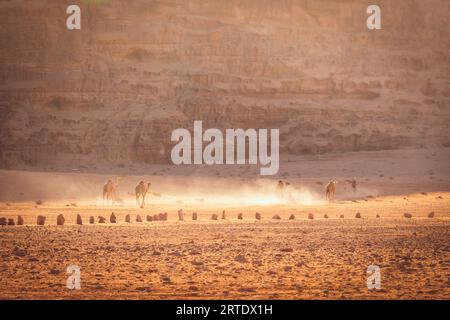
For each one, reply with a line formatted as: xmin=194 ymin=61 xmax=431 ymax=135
xmin=135 ymin=181 xmax=151 ymax=208
xmin=325 ymin=180 xmax=338 ymax=201
xmin=103 ymin=179 xmax=118 ymax=205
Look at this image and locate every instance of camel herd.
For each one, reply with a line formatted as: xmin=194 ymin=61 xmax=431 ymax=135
xmin=103 ymin=179 xmax=151 ymax=208
xmin=102 ymin=178 xmax=353 ymax=208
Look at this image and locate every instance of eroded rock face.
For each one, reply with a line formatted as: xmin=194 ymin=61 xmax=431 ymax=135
xmin=0 ymin=1 xmax=449 ymax=169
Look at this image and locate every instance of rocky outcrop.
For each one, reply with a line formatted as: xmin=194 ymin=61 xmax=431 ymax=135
xmin=0 ymin=1 xmax=449 ymax=169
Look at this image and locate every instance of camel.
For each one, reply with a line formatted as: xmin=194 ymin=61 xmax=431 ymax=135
xmin=276 ymin=180 xmax=291 ymax=198
xmin=325 ymin=180 xmax=338 ymax=201
xmin=102 ymin=179 xmax=118 ymax=205
xmin=135 ymin=181 xmax=151 ymax=208
xmin=346 ymin=178 xmax=357 ymax=193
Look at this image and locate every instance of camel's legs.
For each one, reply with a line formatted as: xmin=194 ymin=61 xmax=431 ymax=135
xmin=136 ymin=194 xmax=140 ymax=207
xmin=141 ymin=193 xmax=146 ymax=208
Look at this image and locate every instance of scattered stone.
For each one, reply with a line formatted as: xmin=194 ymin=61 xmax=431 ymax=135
xmin=272 ymin=214 xmax=281 ymax=220
xmin=255 ymin=212 xmax=261 ymax=220
xmin=35 ymin=200 xmax=43 ymax=205
xmin=110 ymin=212 xmax=117 ymax=223
xmin=404 ymin=213 xmax=412 ymax=218
xmin=238 ymin=213 xmax=243 ymax=220
xmin=56 ymin=214 xmax=65 ymax=226
xmin=221 ymin=210 xmax=226 ymax=219
xmin=76 ymin=214 xmax=82 ymax=225
xmin=308 ymin=213 xmax=314 ymax=220
xmin=7 ymin=218 xmax=15 ymax=226
xmin=164 ymin=212 xmax=168 ymax=221
xmin=146 ymin=215 xmax=153 ymax=222
xmin=0 ymin=217 xmax=7 ymax=226
xmin=280 ymin=247 xmax=294 ymax=253
xmin=12 ymin=247 xmax=27 ymax=257
xmin=339 ymin=214 xmax=344 ymax=219
xmin=192 ymin=212 xmax=197 ymax=220
xmin=191 ymin=260 xmax=203 ymax=266
xmin=376 ymin=214 xmax=380 ymax=218
xmin=324 ymin=214 xmax=329 ymax=219
xmin=428 ymin=212 xmax=435 ymax=218
xmin=153 ymin=214 xmax=159 ymax=221
xmin=136 ymin=214 xmax=142 ymax=222
xmin=234 ymin=255 xmax=247 ymax=263
xmin=289 ymin=214 xmax=295 ymax=220
xmin=178 ymin=209 xmax=184 ymax=221
xmin=211 ymin=214 xmax=218 ymax=220
xmin=49 ymin=269 xmax=61 ymax=275
xmin=125 ymin=214 xmax=131 ymax=223
xmin=17 ymin=216 xmax=24 ymax=225
xmin=355 ymin=212 xmax=362 ymax=218
xmin=89 ymin=216 xmax=95 ymax=224
xmin=37 ymin=215 xmax=46 ymax=226
xmin=98 ymin=216 xmax=106 ymax=223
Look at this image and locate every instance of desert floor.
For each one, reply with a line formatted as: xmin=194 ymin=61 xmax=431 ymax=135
xmin=0 ymin=148 xmax=449 ymax=299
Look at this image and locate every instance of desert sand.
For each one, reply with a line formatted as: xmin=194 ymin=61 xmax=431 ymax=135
xmin=0 ymin=148 xmax=448 ymax=299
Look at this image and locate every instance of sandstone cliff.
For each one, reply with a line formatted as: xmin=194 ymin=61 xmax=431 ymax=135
xmin=0 ymin=0 xmax=449 ymax=169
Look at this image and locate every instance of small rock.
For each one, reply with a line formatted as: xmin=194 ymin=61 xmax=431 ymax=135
xmin=324 ymin=214 xmax=329 ymax=219
xmin=192 ymin=212 xmax=197 ymax=220
xmin=211 ymin=214 xmax=218 ymax=220
xmin=178 ymin=209 xmax=184 ymax=221
xmin=255 ymin=212 xmax=261 ymax=220
xmin=339 ymin=214 xmax=344 ymax=219
xmin=98 ymin=216 xmax=106 ymax=223
xmin=89 ymin=216 xmax=95 ymax=224
xmin=136 ymin=214 xmax=142 ymax=222
xmin=308 ymin=213 xmax=314 ymax=220
xmin=49 ymin=269 xmax=60 ymax=275
xmin=7 ymin=218 xmax=15 ymax=226
xmin=376 ymin=214 xmax=380 ymax=218
xmin=17 ymin=216 xmax=24 ymax=225
xmin=428 ymin=212 xmax=434 ymax=218
xmin=125 ymin=214 xmax=131 ymax=223
xmin=272 ymin=214 xmax=281 ymax=220
xmin=35 ymin=200 xmax=43 ymax=205
xmin=37 ymin=215 xmax=46 ymax=226
xmin=221 ymin=210 xmax=226 ymax=219
xmin=110 ymin=212 xmax=117 ymax=223
xmin=234 ymin=255 xmax=247 ymax=263
xmin=76 ymin=214 xmax=82 ymax=225
xmin=163 ymin=212 xmax=168 ymax=221
xmin=238 ymin=213 xmax=243 ymax=220
xmin=289 ymin=214 xmax=295 ymax=220
xmin=191 ymin=260 xmax=203 ymax=266
xmin=153 ymin=214 xmax=159 ymax=221
xmin=355 ymin=212 xmax=362 ymax=218
xmin=12 ymin=247 xmax=27 ymax=257
xmin=56 ymin=214 xmax=65 ymax=226
xmin=404 ymin=213 xmax=412 ymax=218
xmin=0 ymin=217 xmax=7 ymax=226
xmin=146 ymin=215 xmax=153 ymax=222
